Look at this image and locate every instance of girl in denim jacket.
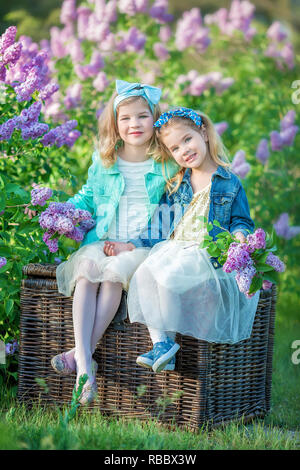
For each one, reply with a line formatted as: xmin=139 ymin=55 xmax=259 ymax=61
xmin=106 ymin=108 xmax=260 ymax=373
xmin=51 ymin=81 xmax=178 ymax=403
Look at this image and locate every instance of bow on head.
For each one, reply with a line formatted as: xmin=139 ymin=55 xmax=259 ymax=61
xmin=154 ymin=107 xmax=203 ymax=129
xmin=113 ymin=79 xmax=162 ymax=117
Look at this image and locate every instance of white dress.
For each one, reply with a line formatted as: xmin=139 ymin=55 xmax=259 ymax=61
xmin=56 ymin=157 xmax=152 ymax=296
xmin=128 ymin=183 xmax=260 ymax=344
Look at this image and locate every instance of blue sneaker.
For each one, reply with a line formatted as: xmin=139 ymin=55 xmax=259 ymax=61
xmin=136 ymin=349 xmax=176 ymax=371
xmin=152 ymin=339 xmax=180 ymax=373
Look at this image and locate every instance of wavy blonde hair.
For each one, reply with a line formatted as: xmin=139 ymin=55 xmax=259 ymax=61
xmin=153 ymin=111 xmax=231 ymax=194
xmin=95 ymin=92 xmax=162 ymax=167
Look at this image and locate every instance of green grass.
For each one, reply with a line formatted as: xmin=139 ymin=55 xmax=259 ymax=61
xmin=0 ymin=291 xmax=299 ymax=450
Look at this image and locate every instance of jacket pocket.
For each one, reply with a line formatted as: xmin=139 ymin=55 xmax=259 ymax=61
xmin=213 ymin=194 xmax=233 ymax=226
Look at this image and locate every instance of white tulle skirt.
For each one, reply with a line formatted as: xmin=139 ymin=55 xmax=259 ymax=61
xmin=56 ymin=241 xmax=150 ymax=297
xmin=128 ymin=240 xmax=260 ymax=344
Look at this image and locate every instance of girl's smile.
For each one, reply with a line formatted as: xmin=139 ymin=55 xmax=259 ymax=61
xmin=117 ymin=100 xmax=154 ymax=148
xmin=161 ymin=124 xmax=209 ymax=170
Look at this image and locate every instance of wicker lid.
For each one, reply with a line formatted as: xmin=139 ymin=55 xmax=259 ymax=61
xmin=22 ymin=263 xmax=57 ymax=278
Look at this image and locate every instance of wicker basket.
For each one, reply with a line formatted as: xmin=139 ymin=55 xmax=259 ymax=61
xmin=18 ymin=263 xmax=277 ymax=430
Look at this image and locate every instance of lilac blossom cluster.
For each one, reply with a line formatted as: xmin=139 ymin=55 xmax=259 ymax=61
xmin=204 ymin=0 xmax=256 ymax=41
xmin=273 ymin=213 xmax=300 ymax=241
xmin=231 ymin=150 xmax=250 ymax=179
xmin=5 ymin=339 xmax=19 ymax=355
xmin=270 ymin=110 xmax=298 ymax=152
xmin=265 ymin=21 xmax=295 ymax=70
xmin=0 ymin=27 xmax=59 ymax=104
xmin=119 ymin=0 xmax=148 ymax=17
xmin=222 ymin=228 xmax=285 ymax=298
xmin=74 ymin=50 xmax=104 ymax=80
xmin=31 ymin=184 xmax=53 ymax=207
xmin=176 ymin=70 xmax=234 ymax=97
xmin=0 ymin=257 xmax=7 ymax=269
xmin=0 ymin=26 xmax=22 ymax=80
xmin=41 ymin=119 xmax=81 ymax=148
xmin=255 ymin=110 xmax=298 ymax=164
xmin=115 ymin=27 xmax=146 ymax=53
xmin=0 ymin=100 xmax=49 ymax=141
xmin=175 ymin=8 xmax=210 ymax=53
xmin=39 ymin=201 xmax=95 ymax=252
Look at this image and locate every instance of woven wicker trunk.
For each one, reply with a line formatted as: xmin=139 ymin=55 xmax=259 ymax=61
xmin=18 ymin=263 xmax=277 ymax=430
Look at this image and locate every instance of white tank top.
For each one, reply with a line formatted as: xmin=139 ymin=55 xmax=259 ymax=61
xmin=105 ymin=156 xmax=153 ymax=241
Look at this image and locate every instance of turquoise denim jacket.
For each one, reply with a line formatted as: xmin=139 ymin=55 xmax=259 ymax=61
xmin=68 ymin=151 xmax=179 ymax=246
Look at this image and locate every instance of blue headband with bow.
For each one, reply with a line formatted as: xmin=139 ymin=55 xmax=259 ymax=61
xmin=154 ymin=107 xmax=203 ymax=128
xmin=113 ymin=80 xmax=162 ymax=117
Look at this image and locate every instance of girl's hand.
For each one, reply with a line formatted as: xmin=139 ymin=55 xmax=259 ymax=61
xmin=103 ymin=241 xmax=135 ymax=256
xmin=233 ymin=231 xmax=246 ymax=243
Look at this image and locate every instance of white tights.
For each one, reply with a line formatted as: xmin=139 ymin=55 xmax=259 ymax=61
xmin=65 ymin=278 xmax=175 ymax=386
xmin=65 ymin=276 xmax=122 ymax=386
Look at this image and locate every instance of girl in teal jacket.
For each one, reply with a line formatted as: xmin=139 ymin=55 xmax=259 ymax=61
xmin=52 ymin=80 xmax=178 ymax=404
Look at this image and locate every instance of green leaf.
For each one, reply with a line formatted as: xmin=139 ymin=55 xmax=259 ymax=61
xmin=255 ymin=264 xmax=275 ymax=272
xmin=248 ymin=275 xmax=263 ymax=295
xmin=213 ymin=219 xmax=221 ymax=227
xmin=263 ymin=271 xmax=279 ymax=284
xmin=4 ymin=299 xmax=14 ymax=315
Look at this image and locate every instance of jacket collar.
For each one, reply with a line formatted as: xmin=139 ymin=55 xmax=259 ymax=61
xmin=182 ymin=164 xmax=231 ymax=183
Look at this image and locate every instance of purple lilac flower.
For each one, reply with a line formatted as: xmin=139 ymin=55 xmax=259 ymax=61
xmin=117 ymin=27 xmax=146 ymax=53
xmin=17 ymin=101 xmax=42 ymax=126
xmin=21 ymin=123 xmax=49 ymax=140
xmin=150 ymin=0 xmax=173 ymax=23
xmin=64 ymin=83 xmax=82 ymax=109
xmin=93 ymin=72 xmax=109 ymax=92
xmin=39 ymin=82 xmax=60 ymax=101
xmin=2 ymin=42 xmax=22 ymax=66
xmin=265 ymin=253 xmax=285 ymax=273
xmin=255 ymin=138 xmax=269 ymax=164
xmin=231 ymin=150 xmax=250 ymax=179
xmin=267 ymin=21 xmax=287 ymax=42
xmin=214 ymin=122 xmax=228 ymax=136
xmin=6 ymin=339 xmax=19 ymax=355
xmin=55 ymin=216 xmax=74 ymax=235
xmin=66 ymin=38 xmax=84 ymax=63
xmin=235 ymin=259 xmax=257 ymax=298
xmin=14 ymin=67 xmax=42 ymax=102
xmin=281 ymin=42 xmax=294 ymax=69
xmin=274 ymin=213 xmax=300 ymax=240
xmin=0 ymin=257 xmax=7 ymax=269
xmin=60 ymin=0 xmax=77 ymax=25
xmin=0 ymin=64 xmax=6 ymax=81
xmin=153 ymin=42 xmax=169 ymax=60
xmin=280 ymin=110 xmax=296 ymax=131
xmin=41 ymin=120 xmax=81 ymax=148
xmin=262 ymin=280 xmax=273 ymax=290
xmin=0 ymin=26 xmax=17 ymax=54
xmin=0 ymin=118 xmax=18 ymax=141
xmin=77 ymin=6 xmax=92 ymax=40
xmin=31 ymin=184 xmax=53 ymax=206
xmin=270 ymin=131 xmax=284 ymax=151
xmin=46 ymin=238 xmax=59 ymax=253
xmin=215 ymin=77 xmax=235 ymax=94
xmin=223 ymin=242 xmax=251 ymax=273
xmin=246 ymin=228 xmax=266 ymax=252
xmin=159 ymin=25 xmax=171 ymax=42
xmin=175 ymin=8 xmax=210 ymax=53
xmin=119 ymin=0 xmax=148 ymax=16
xmin=280 ymin=125 xmax=298 ymax=147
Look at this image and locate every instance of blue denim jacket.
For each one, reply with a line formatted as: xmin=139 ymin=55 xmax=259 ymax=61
xmin=130 ymin=165 xmax=255 ymax=269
